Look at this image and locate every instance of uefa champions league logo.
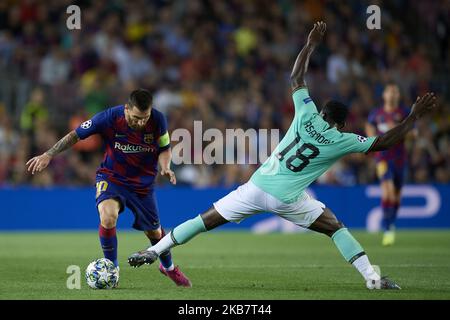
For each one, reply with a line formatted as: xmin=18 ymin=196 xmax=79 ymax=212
xmin=357 ymin=135 xmax=368 ymax=143
xmin=80 ymin=120 xmax=92 ymax=129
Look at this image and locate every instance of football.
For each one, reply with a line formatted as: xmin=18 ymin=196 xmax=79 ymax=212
xmin=85 ymin=258 xmax=119 ymax=289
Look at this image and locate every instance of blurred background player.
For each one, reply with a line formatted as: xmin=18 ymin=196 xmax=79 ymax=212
xmin=26 ymin=89 xmax=191 ymax=287
xmin=366 ymin=84 xmax=410 ymax=246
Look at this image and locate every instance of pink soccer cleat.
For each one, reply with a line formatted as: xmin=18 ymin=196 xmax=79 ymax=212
xmin=159 ymin=264 xmax=192 ymax=287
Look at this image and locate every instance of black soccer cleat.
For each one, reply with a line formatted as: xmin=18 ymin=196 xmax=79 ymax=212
xmin=128 ymin=249 xmax=158 ymax=268
xmin=380 ymin=276 xmax=401 ymax=289
xmin=367 ymin=276 xmax=401 ymax=290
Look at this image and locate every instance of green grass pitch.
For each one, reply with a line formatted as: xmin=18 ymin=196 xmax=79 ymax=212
xmin=1 ymin=230 xmax=449 ymax=299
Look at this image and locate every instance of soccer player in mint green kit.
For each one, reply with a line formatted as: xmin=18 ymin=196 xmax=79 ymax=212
xmin=128 ymin=22 xmax=436 ymax=290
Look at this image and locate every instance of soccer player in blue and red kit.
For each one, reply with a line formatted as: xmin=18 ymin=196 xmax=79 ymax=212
xmin=26 ymin=89 xmax=191 ymax=287
xmin=366 ymin=83 xmax=410 ymax=246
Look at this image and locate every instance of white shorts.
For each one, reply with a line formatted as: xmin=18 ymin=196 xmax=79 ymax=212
xmin=213 ymin=181 xmax=326 ymax=228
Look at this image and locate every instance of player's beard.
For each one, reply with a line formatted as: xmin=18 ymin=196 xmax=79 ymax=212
xmin=125 ymin=115 xmax=145 ymax=131
xmin=130 ymin=123 xmax=145 ymax=130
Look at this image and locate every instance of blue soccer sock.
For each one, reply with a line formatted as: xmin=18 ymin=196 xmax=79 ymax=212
xmin=381 ymin=200 xmax=396 ymax=231
xmin=149 ymin=228 xmax=174 ymax=270
xmin=392 ymin=202 xmax=400 ymax=226
xmin=99 ymin=225 xmax=118 ymax=267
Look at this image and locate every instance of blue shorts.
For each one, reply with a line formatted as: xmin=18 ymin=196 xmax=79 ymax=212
xmin=95 ymin=177 xmax=160 ymax=231
xmin=376 ymin=160 xmax=405 ymax=190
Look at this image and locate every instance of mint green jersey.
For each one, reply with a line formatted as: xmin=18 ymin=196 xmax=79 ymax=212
xmin=251 ymin=87 xmax=377 ymax=203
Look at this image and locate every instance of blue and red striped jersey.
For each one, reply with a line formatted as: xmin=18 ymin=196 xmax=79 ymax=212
xmin=75 ymin=105 xmax=170 ymax=195
xmin=368 ymin=105 xmax=409 ymax=165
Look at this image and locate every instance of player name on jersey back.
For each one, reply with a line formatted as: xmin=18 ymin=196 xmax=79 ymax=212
xmin=250 ymin=87 xmax=376 ymax=204
xmin=304 ymin=120 xmax=334 ymax=145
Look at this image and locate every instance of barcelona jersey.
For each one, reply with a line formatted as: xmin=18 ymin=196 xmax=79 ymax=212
xmin=75 ymin=105 xmax=170 ymax=195
xmin=368 ymin=106 xmax=409 ymax=166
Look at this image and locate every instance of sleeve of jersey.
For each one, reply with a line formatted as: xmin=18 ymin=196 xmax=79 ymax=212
xmin=157 ymin=113 xmax=171 ymax=152
xmin=75 ymin=110 xmax=108 ymax=140
xmin=340 ymin=133 xmax=379 ymax=155
xmin=292 ymin=87 xmax=319 ymax=118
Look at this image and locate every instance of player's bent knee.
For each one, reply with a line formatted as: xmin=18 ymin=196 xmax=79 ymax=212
xmin=100 ymin=214 xmax=118 ymax=228
xmin=200 ymin=207 xmax=228 ymax=230
xmin=99 ymin=207 xmax=119 ymax=221
xmin=145 ymin=228 xmax=162 ymax=240
xmin=337 ymin=220 xmax=345 ymax=229
xmin=330 ymin=223 xmax=345 ymax=237
xmin=98 ymin=200 xmax=119 ymax=228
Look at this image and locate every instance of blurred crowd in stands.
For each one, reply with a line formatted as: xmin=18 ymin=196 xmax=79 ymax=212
xmin=0 ymin=0 xmax=449 ymax=188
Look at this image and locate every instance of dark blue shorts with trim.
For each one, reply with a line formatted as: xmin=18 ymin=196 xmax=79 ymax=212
xmin=95 ymin=176 xmax=160 ymax=231
xmin=376 ymin=160 xmax=405 ymax=190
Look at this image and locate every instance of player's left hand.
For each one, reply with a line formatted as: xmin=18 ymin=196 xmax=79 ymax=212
xmin=307 ymin=21 xmax=326 ymax=46
xmin=161 ymin=168 xmax=176 ymax=185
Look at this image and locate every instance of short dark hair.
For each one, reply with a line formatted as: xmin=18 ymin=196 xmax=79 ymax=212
xmin=128 ymin=89 xmax=153 ymax=111
xmin=322 ymin=100 xmax=349 ymax=127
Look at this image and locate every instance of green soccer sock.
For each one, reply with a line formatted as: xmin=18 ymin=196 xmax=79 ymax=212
xmin=331 ymin=228 xmax=365 ymax=263
xmin=149 ymin=215 xmax=207 ymax=255
xmin=172 ymin=215 xmax=207 ymax=244
xmin=331 ymin=228 xmax=380 ymax=281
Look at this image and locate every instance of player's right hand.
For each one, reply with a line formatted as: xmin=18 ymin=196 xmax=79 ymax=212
xmin=307 ymin=21 xmax=326 ymax=46
xmin=26 ymin=153 xmax=52 ymax=175
xmin=410 ymin=92 xmax=436 ymax=120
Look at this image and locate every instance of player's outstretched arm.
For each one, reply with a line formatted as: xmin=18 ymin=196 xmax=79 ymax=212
xmin=158 ymin=148 xmax=176 ymax=185
xmin=26 ymin=130 xmax=80 ymax=175
xmin=290 ymin=21 xmax=326 ymax=90
xmin=370 ymin=93 xmax=436 ymax=152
